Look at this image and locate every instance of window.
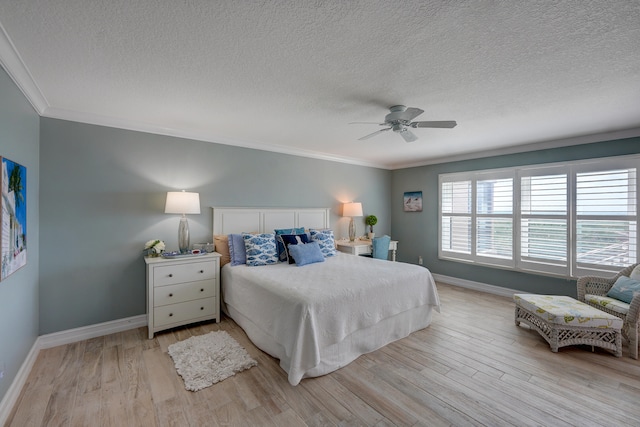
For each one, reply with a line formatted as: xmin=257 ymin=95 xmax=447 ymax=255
xmin=439 ymin=155 xmax=639 ymax=278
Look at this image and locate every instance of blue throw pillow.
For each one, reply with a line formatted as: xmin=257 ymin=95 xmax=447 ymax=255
xmin=288 ymin=242 xmax=325 ymax=266
xmin=309 ymin=228 xmax=337 ymax=257
xmin=275 ymin=227 xmax=306 ymax=262
xmin=243 ymin=233 xmax=278 ymax=266
xmin=228 ymin=233 xmax=248 ymax=266
xmin=277 ymin=233 xmax=310 ymax=263
xmin=607 ymin=276 xmax=640 ymax=304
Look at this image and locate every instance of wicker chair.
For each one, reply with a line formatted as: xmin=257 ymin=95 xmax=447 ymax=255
xmin=577 ymin=263 xmax=640 ymax=359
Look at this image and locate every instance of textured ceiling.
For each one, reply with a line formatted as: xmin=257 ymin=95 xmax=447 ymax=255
xmin=1 ymin=1 xmax=639 ymax=169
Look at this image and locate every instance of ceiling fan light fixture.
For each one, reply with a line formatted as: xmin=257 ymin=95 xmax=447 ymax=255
xmin=352 ymin=105 xmax=457 ymax=142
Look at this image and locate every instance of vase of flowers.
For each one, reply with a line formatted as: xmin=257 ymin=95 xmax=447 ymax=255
xmin=144 ymin=239 xmax=166 ymax=257
xmin=365 ymin=215 xmax=377 ymax=240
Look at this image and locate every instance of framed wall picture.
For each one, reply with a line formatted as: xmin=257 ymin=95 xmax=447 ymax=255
xmin=1 ymin=157 xmax=27 ymax=280
xmin=404 ymin=191 xmax=422 ymax=212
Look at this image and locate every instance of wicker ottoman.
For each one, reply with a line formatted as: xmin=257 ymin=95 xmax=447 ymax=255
xmin=514 ymin=294 xmax=622 ymax=357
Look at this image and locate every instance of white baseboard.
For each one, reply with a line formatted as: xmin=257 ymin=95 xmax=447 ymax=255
xmin=0 ymin=341 xmax=39 ymax=426
xmin=432 ymin=273 xmax=525 ymax=298
xmin=37 ymin=314 xmax=147 ymax=349
xmin=0 ymin=314 xmax=146 ymax=425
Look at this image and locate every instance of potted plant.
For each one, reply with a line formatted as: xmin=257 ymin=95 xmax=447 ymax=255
xmin=365 ymin=215 xmax=378 ymax=239
xmin=144 ymin=239 xmax=166 ymax=257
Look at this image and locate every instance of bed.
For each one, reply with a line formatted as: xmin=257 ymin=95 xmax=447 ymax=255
xmin=213 ymin=207 xmax=441 ymax=385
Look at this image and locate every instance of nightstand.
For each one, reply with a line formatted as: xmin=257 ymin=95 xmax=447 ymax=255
xmin=335 ymin=239 xmax=398 ymax=261
xmin=144 ymin=252 xmax=221 ymax=339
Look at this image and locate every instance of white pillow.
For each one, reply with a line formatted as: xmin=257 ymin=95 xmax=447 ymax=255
xmin=630 ymin=264 xmax=640 ymax=281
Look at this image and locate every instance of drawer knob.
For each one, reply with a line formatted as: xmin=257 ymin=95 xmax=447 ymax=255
xmin=168 ymin=274 xmax=173 ymax=278
xmin=169 ymin=293 xmax=173 ymax=297
xmin=200 ymin=288 xmax=204 ymax=292
xmin=199 ymin=270 xmax=204 ymax=273
xmin=169 ymin=313 xmax=173 ymax=317
xmin=200 ymin=307 xmax=204 ymax=310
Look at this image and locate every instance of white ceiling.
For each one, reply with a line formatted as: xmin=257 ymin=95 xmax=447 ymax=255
xmin=1 ymin=1 xmax=639 ymax=169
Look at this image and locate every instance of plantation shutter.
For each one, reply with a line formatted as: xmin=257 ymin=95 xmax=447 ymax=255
xmin=574 ymin=167 xmax=637 ymax=275
xmin=519 ymin=170 xmax=569 ymax=276
xmin=440 ymin=179 xmax=473 ymax=259
xmin=476 ymin=177 xmax=513 ymax=266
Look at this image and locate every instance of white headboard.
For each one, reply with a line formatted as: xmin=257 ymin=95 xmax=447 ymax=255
xmin=212 ymin=207 xmax=331 ymax=235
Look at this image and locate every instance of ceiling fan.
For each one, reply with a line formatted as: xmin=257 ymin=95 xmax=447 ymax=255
xmin=351 ymin=105 xmax=457 ymax=142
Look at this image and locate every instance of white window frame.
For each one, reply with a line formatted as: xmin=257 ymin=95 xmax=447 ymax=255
xmin=438 ymin=154 xmax=639 ymax=279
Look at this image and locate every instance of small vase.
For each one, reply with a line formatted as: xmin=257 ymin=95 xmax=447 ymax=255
xmin=368 ymin=232 xmax=375 ymax=240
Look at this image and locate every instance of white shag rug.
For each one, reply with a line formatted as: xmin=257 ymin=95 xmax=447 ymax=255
xmin=167 ymin=331 xmax=257 ymax=391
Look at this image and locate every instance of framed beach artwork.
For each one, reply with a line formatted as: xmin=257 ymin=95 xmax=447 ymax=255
xmin=403 ymin=191 xmax=423 ymax=212
xmin=1 ymin=157 xmax=27 ymax=280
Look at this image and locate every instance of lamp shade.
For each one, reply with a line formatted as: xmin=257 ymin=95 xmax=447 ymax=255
xmin=343 ymin=202 xmax=363 ymax=217
xmin=164 ymin=191 xmax=201 ymax=214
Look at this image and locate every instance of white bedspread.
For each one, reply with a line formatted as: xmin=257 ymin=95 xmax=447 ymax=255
xmin=222 ymin=252 xmax=440 ymax=385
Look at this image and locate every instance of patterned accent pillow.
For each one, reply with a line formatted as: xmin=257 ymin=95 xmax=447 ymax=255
xmin=277 ymin=233 xmax=310 ymax=264
xmin=243 ymin=233 xmax=278 ymax=266
xmin=607 ymin=276 xmax=640 ymax=304
xmin=275 ymin=227 xmax=306 ymax=262
xmin=309 ymin=228 xmax=337 ymax=257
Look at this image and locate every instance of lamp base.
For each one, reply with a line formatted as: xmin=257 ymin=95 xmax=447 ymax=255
xmin=178 ymin=216 xmax=190 ymax=254
xmin=349 ymin=217 xmax=356 ymax=242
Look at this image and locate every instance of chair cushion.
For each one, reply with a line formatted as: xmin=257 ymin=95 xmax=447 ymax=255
xmin=585 ymin=294 xmax=630 ymax=317
xmin=514 ymin=294 xmax=623 ymax=329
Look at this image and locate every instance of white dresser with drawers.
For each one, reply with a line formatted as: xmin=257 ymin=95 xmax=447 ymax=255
xmin=145 ymin=252 xmax=221 ymax=339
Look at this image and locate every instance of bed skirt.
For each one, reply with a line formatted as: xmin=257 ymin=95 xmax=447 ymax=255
xmin=224 ymin=302 xmax=435 ymax=385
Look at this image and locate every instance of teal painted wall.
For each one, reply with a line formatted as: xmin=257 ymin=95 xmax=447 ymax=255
xmin=39 ymin=118 xmax=391 ymax=334
xmin=391 ymin=137 xmax=640 ymax=297
xmin=0 ymin=67 xmax=40 ymax=401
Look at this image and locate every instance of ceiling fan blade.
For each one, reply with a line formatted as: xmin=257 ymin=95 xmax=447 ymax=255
xmin=349 ymin=122 xmax=386 ymax=125
xmin=399 ymin=128 xmax=418 ymax=143
xmin=411 ymin=120 xmax=457 ymax=128
xmin=358 ymin=127 xmax=391 ymax=140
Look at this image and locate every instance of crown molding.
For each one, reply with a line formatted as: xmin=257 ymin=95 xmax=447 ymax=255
xmin=0 ymin=22 xmax=49 ymax=114
xmin=391 ymin=127 xmax=640 ymax=169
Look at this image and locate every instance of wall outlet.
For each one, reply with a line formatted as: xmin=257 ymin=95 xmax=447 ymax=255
xmin=418 ymin=256 xmax=423 ymax=265
xmin=0 ymin=361 xmax=5 ymax=380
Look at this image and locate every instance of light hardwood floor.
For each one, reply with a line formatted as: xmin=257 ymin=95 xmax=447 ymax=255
xmin=7 ymin=282 xmax=640 ymax=426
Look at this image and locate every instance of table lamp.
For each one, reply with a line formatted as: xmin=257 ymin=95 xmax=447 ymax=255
xmin=165 ymin=190 xmax=201 ymax=253
xmin=343 ymin=202 xmax=363 ymax=242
